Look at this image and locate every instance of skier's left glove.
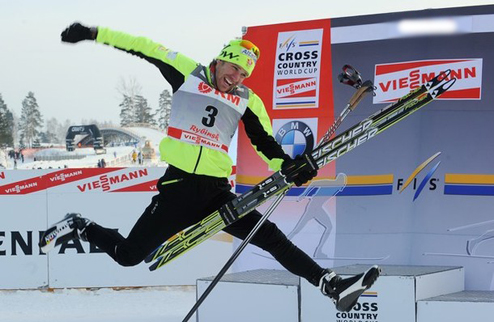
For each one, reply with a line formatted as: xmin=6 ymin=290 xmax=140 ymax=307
xmin=61 ymin=22 xmax=97 ymax=43
xmin=281 ymin=153 xmax=319 ymax=187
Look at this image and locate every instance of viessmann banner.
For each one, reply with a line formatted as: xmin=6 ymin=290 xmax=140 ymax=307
xmin=0 ymin=167 xmax=233 ymax=289
xmin=236 ymin=5 xmax=494 ymax=292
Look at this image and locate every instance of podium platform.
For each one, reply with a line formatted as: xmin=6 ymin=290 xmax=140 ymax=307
xmin=196 ymin=269 xmax=299 ymax=322
xmin=196 ymin=265 xmax=464 ymax=322
xmin=301 ymin=265 xmax=464 ymax=322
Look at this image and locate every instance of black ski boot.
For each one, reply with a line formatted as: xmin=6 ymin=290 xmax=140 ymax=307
xmin=39 ymin=213 xmax=92 ymax=253
xmin=319 ymin=265 xmax=380 ymax=312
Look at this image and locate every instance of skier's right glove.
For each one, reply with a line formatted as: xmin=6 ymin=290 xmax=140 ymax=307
xmin=281 ymin=153 xmax=319 ymax=187
xmin=61 ymin=22 xmax=97 ymax=43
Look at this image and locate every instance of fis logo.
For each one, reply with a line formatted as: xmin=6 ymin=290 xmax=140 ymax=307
xmin=397 ymin=152 xmax=441 ymax=201
xmin=279 ymin=35 xmax=297 ymax=51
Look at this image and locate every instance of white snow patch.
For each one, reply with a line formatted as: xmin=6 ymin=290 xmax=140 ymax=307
xmin=0 ymin=286 xmax=196 ymax=322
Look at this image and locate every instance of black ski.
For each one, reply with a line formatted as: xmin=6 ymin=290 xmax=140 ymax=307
xmin=146 ymin=70 xmax=455 ymax=271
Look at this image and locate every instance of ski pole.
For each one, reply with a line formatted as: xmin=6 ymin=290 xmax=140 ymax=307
xmin=182 ymin=190 xmax=288 ymax=322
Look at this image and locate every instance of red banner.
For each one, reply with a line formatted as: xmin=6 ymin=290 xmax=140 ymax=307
xmin=238 ymin=19 xmax=334 ymax=189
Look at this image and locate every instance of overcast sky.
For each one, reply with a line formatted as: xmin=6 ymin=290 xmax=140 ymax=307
xmin=1 ymin=0 xmax=492 ymax=126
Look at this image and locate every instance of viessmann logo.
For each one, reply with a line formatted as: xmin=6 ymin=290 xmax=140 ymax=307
xmin=374 ymin=59 xmax=482 ymax=103
xmin=77 ymin=169 xmax=149 ymax=192
xmin=48 ymin=170 xmax=83 ymax=182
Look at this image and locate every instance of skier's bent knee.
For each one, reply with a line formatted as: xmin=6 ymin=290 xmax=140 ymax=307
xmin=114 ymin=245 xmax=146 ymax=267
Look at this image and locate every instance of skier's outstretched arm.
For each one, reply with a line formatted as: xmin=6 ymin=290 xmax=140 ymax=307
xmin=60 ymin=22 xmax=197 ymax=93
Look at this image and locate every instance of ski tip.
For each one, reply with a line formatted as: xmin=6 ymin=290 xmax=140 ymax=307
xmin=144 ymin=252 xmax=156 ymax=263
xmin=148 ymin=258 xmax=162 ymax=271
xmin=442 ymin=78 xmax=457 ymax=91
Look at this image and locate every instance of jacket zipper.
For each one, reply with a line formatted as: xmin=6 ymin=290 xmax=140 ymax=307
xmin=193 ymin=146 xmax=203 ymax=173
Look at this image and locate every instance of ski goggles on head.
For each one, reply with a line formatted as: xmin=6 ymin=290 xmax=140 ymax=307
xmin=216 ymin=39 xmax=260 ymax=76
xmin=239 ymin=40 xmax=260 ymax=60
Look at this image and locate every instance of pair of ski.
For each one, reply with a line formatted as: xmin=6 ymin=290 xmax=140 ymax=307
xmin=146 ymin=68 xmax=456 ymax=272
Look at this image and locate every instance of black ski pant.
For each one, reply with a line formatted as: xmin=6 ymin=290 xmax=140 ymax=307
xmin=85 ymin=165 xmax=325 ymax=286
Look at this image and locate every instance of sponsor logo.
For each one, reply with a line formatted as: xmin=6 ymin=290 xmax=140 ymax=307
xmin=276 ymin=78 xmax=317 ymax=99
xmin=198 ymin=82 xmax=213 ymax=94
xmin=189 ymin=125 xmax=220 ymax=141
xmin=48 ymin=170 xmax=83 ymax=182
xmin=279 ymin=35 xmax=297 ymax=51
xmin=167 ymin=127 xmax=228 ymax=152
xmin=314 ymin=119 xmax=378 ymax=168
xmin=241 ymin=48 xmax=257 ymax=62
xmin=181 ymin=132 xmax=225 ymax=151
xmin=397 ymin=152 xmax=441 ymax=201
xmin=197 ymin=82 xmax=241 ymax=106
xmin=374 ymin=59 xmax=482 ymax=103
xmin=77 ymin=169 xmax=149 ymax=192
xmin=70 ymin=126 xmax=86 ymax=132
xmin=275 ymin=120 xmax=315 ymax=158
xmin=4 ymin=182 xmax=38 ymax=194
xmin=218 ymin=51 xmax=239 ymax=60
xmin=273 ymin=29 xmax=323 ymax=109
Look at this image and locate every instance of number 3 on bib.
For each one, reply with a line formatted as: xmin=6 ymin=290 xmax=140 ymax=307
xmin=202 ymin=105 xmax=218 ymax=127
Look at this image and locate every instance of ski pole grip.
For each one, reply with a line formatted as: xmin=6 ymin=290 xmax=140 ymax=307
xmin=348 ymin=80 xmax=375 ymax=109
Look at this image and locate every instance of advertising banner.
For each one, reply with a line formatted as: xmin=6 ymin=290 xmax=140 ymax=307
xmin=235 ymin=19 xmax=338 ymax=271
xmin=0 ymin=168 xmax=232 ymax=289
xmin=235 ymin=5 xmax=494 ymax=292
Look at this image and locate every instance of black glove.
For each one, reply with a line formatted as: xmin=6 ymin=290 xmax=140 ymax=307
xmin=61 ymin=22 xmax=96 ymax=43
xmin=281 ymin=153 xmax=319 ymax=187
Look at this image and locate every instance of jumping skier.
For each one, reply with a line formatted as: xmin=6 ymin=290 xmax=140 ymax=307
xmin=40 ymin=22 xmax=379 ymax=313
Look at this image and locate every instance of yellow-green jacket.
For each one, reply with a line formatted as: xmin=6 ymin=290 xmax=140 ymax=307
xmin=96 ymin=27 xmax=287 ymax=178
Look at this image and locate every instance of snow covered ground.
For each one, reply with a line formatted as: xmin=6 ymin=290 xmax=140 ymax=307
xmin=0 ymin=286 xmax=197 ymax=322
xmin=2 ymin=126 xmax=168 ymax=170
xmin=0 ymin=127 xmax=235 ymax=321
xmin=0 ymin=128 xmax=197 ymax=321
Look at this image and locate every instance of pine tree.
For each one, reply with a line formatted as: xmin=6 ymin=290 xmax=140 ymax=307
xmin=156 ymin=89 xmax=172 ymax=131
xmin=19 ymin=92 xmax=43 ymax=148
xmin=134 ymin=95 xmax=155 ymax=125
xmin=0 ymin=94 xmax=14 ymax=147
xmin=119 ymin=94 xmax=135 ymax=126
xmin=118 ymin=76 xmax=145 ymax=127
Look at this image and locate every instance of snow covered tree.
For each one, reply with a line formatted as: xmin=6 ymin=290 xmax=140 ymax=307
xmin=57 ymin=119 xmax=72 ymax=145
xmin=119 ymin=94 xmax=136 ymax=126
xmin=41 ymin=117 xmax=62 ymax=144
xmin=0 ymin=94 xmax=14 ymax=147
xmin=19 ymin=92 xmax=43 ymax=148
xmin=156 ymin=89 xmax=172 ymax=131
xmin=133 ymin=95 xmax=155 ymax=125
xmin=117 ymin=77 xmax=156 ymax=126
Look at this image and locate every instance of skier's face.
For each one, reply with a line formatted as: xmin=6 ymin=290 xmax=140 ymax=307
xmin=214 ymin=60 xmax=248 ymax=93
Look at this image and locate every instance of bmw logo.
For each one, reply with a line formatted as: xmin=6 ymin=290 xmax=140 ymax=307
xmin=275 ymin=121 xmax=315 ymax=158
